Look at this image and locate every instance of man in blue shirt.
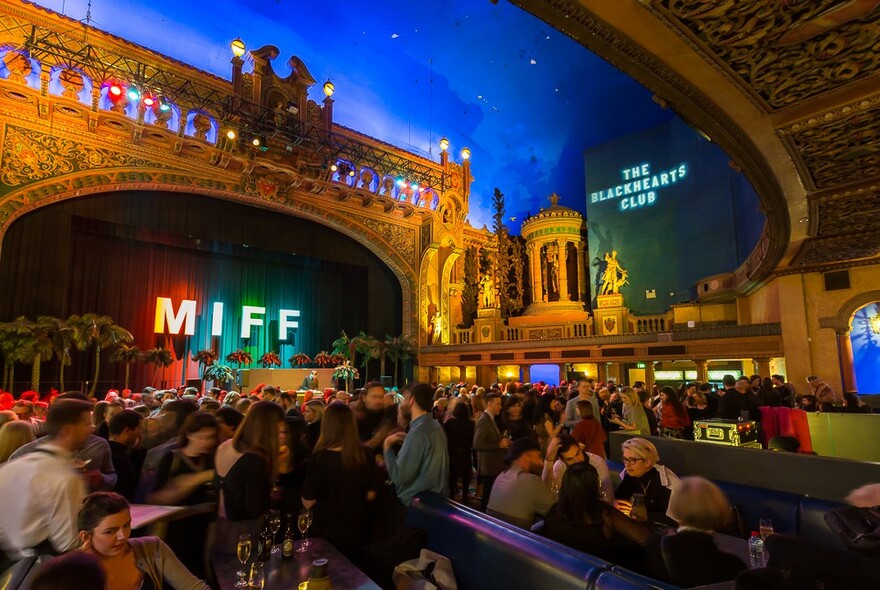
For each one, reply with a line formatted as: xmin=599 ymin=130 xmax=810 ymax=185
xmin=383 ymin=382 xmax=449 ymax=507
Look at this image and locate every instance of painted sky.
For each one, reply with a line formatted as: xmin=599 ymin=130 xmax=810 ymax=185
xmin=30 ymin=0 xmax=675 ymax=230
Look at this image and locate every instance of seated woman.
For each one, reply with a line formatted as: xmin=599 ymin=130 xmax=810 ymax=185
xmin=78 ymin=492 xmax=209 ymax=590
xmin=301 ymin=402 xmax=376 ymax=561
xmin=542 ymin=463 xmax=650 ymax=569
xmin=614 ymin=437 xmax=679 ymax=524
xmin=646 ymin=477 xmax=745 ymax=587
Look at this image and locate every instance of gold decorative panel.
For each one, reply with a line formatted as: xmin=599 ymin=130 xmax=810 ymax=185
xmin=814 ymin=190 xmax=880 ymax=238
xmin=793 ymin=233 xmax=880 ymax=267
xmin=655 ymin=0 xmax=880 ymax=111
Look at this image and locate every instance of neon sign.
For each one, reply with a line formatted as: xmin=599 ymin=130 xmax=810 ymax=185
xmin=590 ymin=162 xmax=688 ymax=211
xmin=154 ymin=298 xmax=300 ymax=339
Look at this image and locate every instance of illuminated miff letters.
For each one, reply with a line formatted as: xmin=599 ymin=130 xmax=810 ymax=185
xmin=153 ymin=298 xmax=301 ymax=340
xmin=154 ymin=298 xmax=196 ymax=335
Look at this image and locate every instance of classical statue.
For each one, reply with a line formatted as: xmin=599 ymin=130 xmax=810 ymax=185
xmin=547 ymin=249 xmax=559 ymax=293
xmin=600 ymin=250 xmax=628 ymax=295
xmin=480 ymin=274 xmax=496 ymax=308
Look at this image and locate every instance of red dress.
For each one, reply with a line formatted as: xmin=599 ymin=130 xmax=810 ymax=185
xmin=572 ymin=418 xmax=606 ymax=459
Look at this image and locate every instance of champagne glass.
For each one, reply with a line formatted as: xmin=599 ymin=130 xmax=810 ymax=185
xmin=296 ymin=508 xmax=312 ymax=553
xmin=236 ymin=534 xmax=252 ymax=588
xmin=759 ymin=518 xmax=774 ymax=540
xmin=248 ymin=561 xmax=265 ymax=589
xmin=269 ymin=510 xmax=282 ymax=554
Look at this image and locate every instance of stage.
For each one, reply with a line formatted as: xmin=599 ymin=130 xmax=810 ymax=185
xmin=239 ymin=368 xmax=336 ymax=392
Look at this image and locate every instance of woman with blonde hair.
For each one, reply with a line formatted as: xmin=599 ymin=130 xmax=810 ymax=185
xmin=646 ymin=476 xmax=744 ymax=587
xmin=213 ymin=400 xmax=284 ymax=555
xmin=0 ymin=421 xmax=35 ymax=463
xmin=614 ymin=437 xmax=679 ymax=523
xmin=608 ymin=386 xmax=650 ymax=435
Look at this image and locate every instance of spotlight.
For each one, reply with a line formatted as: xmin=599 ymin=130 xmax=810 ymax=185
xmin=252 ymin=137 xmax=261 ymax=147
xmin=396 ymin=177 xmax=406 ymax=187
xmin=460 ymin=147 xmax=471 ymax=161
xmin=126 ymin=87 xmax=140 ymax=101
xmin=411 ymin=182 xmax=419 ymax=190
xmin=107 ymin=82 xmax=123 ymax=97
xmin=330 ymin=163 xmax=338 ymax=172
xmin=158 ymin=99 xmax=171 ymax=112
xmin=142 ymin=94 xmax=155 ymax=107
xmin=231 ymin=38 xmax=246 ymax=58
xmin=323 ymin=79 xmax=335 ymax=98
xmin=348 ymin=169 xmax=356 ymax=177
xmin=226 ymin=129 xmax=236 ymax=140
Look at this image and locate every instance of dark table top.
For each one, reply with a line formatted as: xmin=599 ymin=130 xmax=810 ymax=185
xmin=212 ymin=538 xmax=381 ymax=590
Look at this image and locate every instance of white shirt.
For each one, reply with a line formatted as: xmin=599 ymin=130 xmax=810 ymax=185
xmin=0 ymin=443 xmax=86 ymax=558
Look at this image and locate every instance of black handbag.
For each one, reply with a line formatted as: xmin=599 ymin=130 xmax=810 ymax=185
xmin=823 ymin=505 xmax=880 ymax=557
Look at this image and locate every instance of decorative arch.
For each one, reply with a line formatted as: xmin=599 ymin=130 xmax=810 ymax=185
xmin=0 ymin=171 xmax=418 ymax=339
xmin=819 ymin=290 xmax=880 ymax=334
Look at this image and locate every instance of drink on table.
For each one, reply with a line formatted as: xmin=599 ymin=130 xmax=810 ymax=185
xmin=259 ymin=514 xmax=273 ymax=561
xmin=236 ymin=534 xmax=252 ymax=588
xmin=269 ymin=510 xmax=282 ymax=554
xmin=630 ymin=493 xmax=648 ymax=522
xmin=748 ymin=531 xmax=766 ymax=568
xmin=282 ymin=513 xmax=295 ymax=560
xmin=297 ymin=508 xmax=312 ymax=553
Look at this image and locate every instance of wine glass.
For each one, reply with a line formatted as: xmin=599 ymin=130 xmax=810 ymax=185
xmin=248 ymin=561 xmax=265 ymax=589
xmin=759 ymin=518 xmax=774 ymax=540
xmin=296 ymin=508 xmax=312 ymax=553
xmin=269 ymin=510 xmax=282 ymax=554
xmin=235 ymin=534 xmax=252 ymax=588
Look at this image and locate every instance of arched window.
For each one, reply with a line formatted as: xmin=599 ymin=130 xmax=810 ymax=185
xmin=850 ymin=302 xmax=880 ymax=394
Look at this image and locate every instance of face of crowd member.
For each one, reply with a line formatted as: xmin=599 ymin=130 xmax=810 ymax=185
xmin=551 ymin=398 xmax=564 ymax=413
xmin=735 ymin=378 xmax=751 ymax=394
xmin=507 ymin=400 xmax=522 ymax=420
xmin=63 ymin=410 xmax=95 ymax=450
xmin=522 ymin=449 xmax=544 ymax=476
xmin=686 ymin=385 xmax=697 ymax=397
xmin=486 ymin=396 xmax=502 ymax=416
xmin=659 ymin=391 xmax=670 ymax=405
xmin=559 ymin=444 xmax=585 ymax=467
xmin=576 ymin=380 xmax=591 ymax=398
xmin=622 ymin=447 xmax=653 ymax=478
xmin=83 ymin=509 xmax=131 ymax=558
xmin=12 ymin=403 xmax=33 ymax=421
xmin=400 ymin=393 xmax=413 ymax=423
xmin=104 ymin=404 xmax=123 ymax=424
xmin=118 ymin=423 xmax=141 ymax=448
xmin=771 ymin=376 xmax=783 ymax=387
xmin=186 ymin=427 xmax=218 ymax=456
xmin=363 ymin=386 xmax=385 ymax=412
xmin=216 ymin=420 xmax=235 ymax=444
xmin=303 ymin=405 xmax=320 ymax=424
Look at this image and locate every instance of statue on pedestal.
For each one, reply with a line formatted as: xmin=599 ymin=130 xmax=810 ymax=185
xmin=479 ymin=274 xmax=496 ymax=309
xmin=546 ymin=248 xmax=559 ymax=294
xmin=600 ymin=250 xmax=628 ymax=295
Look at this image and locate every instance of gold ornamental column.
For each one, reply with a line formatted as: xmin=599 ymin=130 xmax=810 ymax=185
xmin=694 ymin=359 xmax=708 ymax=383
xmin=557 ymin=238 xmax=570 ymax=302
xmin=576 ymin=243 xmax=588 ymax=302
xmin=835 ymin=328 xmax=858 ymax=393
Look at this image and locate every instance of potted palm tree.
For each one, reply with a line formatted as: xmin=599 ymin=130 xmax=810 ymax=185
xmin=203 ymin=362 xmax=235 ymax=390
xmin=143 ymin=347 xmax=174 ymax=388
xmin=384 ymin=334 xmax=417 ymax=387
xmin=0 ymin=321 xmax=27 ymax=392
xmin=69 ymin=313 xmax=133 ymax=396
xmin=191 ymin=349 xmax=218 ymax=380
xmin=11 ymin=316 xmax=55 ymax=393
xmin=225 ymin=349 xmax=253 ymax=387
xmin=111 ymin=344 xmax=142 ymax=391
xmin=355 ymin=332 xmax=381 ymax=384
xmin=313 ymin=351 xmax=333 ymax=367
xmin=41 ymin=315 xmax=72 ymax=392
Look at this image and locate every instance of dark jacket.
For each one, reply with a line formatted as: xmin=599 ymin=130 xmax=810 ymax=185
xmin=473 ymin=412 xmax=505 ymax=477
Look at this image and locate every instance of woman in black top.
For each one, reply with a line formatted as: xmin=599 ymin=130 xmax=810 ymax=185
xmin=614 ymin=437 xmax=679 ymax=526
xmin=148 ymin=413 xmax=218 ymax=578
xmin=302 ymin=402 xmax=376 ymax=562
xmin=502 ymin=395 xmax=533 ymax=441
xmin=443 ymin=401 xmax=474 ymax=502
xmin=543 ymin=463 xmax=650 ymax=570
xmin=213 ymin=401 xmax=284 ymax=556
xmin=277 ymin=415 xmax=310 ymax=514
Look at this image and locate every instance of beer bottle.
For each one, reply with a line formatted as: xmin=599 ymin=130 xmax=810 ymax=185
xmin=259 ymin=513 xmax=273 ymax=561
xmin=282 ymin=513 xmax=295 ymax=559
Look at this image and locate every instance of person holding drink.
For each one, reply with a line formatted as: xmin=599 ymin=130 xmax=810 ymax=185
xmin=614 ymin=438 xmax=679 ymax=525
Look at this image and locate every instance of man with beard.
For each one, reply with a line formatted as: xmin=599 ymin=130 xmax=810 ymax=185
xmin=351 ymin=381 xmax=396 ymax=453
xmin=486 ymin=437 xmax=556 ymax=529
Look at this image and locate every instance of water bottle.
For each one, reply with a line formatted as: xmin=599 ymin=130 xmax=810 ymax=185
xmin=748 ymin=531 xmax=765 ymax=568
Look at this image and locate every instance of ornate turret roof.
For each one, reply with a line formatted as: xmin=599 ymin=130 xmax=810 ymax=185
xmin=522 ymin=193 xmax=583 ymax=227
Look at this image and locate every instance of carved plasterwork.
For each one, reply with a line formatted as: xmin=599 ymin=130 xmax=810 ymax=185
xmin=792 ymin=233 xmax=880 ymax=267
xmin=0 ymin=125 xmax=161 ymax=187
xmin=813 ymin=188 xmax=880 ymax=238
xmin=654 ymin=0 xmax=880 ymax=111
xmin=360 ymin=216 xmax=416 ymax=264
xmin=782 ymin=104 xmax=880 ymax=190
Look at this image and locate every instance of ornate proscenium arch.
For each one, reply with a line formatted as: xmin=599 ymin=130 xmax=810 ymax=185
xmin=0 ymin=167 xmax=420 ymax=337
xmin=819 ymin=290 xmax=880 ymax=334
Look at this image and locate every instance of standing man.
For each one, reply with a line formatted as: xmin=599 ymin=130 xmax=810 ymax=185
xmin=0 ymin=399 xmax=92 ymax=559
xmin=352 ymin=381 xmax=396 ymax=453
xmin=771 ymin=374 xmax=796 ymax=407
xmin=383 ymin=383 xmax=449 ymax=513
xmin=108 ymin=409 xmax=146 ymax=502
xmin=719 ymin=376 xmax=760 ymax=421
xmin=807 ymin=375 xmax=838 ymax=406
xmin=301 ymin=371 xmax=320 ymax=390
xmin=473 ymin=393 xmax=510 ymax=511
xmin=564 ymin=378 xmax=600 ymax=430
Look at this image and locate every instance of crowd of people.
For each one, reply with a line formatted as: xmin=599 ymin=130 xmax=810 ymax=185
xmin=0 ymin=372 xmax=874 ymax=589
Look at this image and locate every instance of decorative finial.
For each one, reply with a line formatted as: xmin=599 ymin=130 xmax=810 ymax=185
xmin=548 ymin=193 xmax=560 ymax=207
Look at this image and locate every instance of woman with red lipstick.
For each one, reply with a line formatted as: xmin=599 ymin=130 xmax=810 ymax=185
xmin=78 ymin=492 xmax=208 ymax=590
